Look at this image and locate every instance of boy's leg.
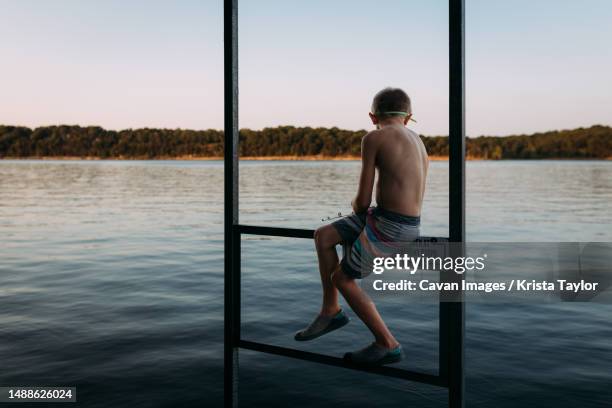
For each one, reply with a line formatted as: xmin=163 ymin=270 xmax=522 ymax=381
xmin=332 ymin=267 xmax=399 ymax=349
xmin=294 ymin=225 xmax=349 ymax=341
xmin=313 ymin=224 xmax=343 ymax=316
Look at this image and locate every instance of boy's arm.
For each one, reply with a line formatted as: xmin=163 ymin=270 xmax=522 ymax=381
xmin=351 ymin=133 xmax=377 ymax=214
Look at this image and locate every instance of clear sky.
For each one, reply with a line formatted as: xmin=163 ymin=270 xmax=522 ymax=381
xmin=1 ymin=0 xmax=611 ymax=136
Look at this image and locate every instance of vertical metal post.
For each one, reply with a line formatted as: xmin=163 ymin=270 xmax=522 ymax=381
xmin=224 ymin=0 xmax=462 ymax=406
xmin=224 ymin=0 xmax=239 ymax=407
xmin=441 ymin=0 xmax=466 ymax=407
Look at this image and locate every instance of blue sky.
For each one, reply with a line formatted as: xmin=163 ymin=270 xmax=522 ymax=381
xmin=1 ymin=0 xmax=611 ymax=136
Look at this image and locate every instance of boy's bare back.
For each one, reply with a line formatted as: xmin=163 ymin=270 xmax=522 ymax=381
xmin=351 ymin=87 xmax=428 ymax=220
xmin=365 ymin=124 xmax=428 ymax=217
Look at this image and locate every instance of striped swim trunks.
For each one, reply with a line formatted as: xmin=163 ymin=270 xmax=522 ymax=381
xmin=331 ymin=207 xmax=420 ymax=279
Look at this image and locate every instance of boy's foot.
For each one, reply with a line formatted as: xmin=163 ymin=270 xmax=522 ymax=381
xmin=343 ymin=343 xmax=404 ymax=366
xmin=294 ymin=309 xmax=350 ymax=341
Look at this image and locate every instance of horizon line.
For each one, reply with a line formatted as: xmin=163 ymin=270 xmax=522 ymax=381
xmin=1 ymin=123 xmax=610 ymax=139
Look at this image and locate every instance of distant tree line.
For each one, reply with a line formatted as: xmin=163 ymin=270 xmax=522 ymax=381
xmin=0 ymin=124 xmax=610 ymax=159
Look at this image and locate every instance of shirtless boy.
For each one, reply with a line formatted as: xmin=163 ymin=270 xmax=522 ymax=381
xmin=295 ymin=87 xmax=429 ymax=365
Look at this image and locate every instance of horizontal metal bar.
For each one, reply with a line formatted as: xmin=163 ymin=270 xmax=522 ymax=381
xmin=238 ymin=224 xmax=314 ymax=239
xmin=238 ymin=224 xmax=449 ymax=242
xmin=239 ymin=339 xmax=447 ymax=388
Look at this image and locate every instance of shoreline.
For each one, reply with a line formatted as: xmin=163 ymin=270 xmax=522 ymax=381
xmin=0 ymin=155 xmax=610 ymax=161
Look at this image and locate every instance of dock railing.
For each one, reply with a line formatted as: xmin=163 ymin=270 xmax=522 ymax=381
xmin=224 ymin=0 xmax=466 ymax=406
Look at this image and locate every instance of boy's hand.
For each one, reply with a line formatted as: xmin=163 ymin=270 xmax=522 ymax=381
xmin=351 ymin=200 xmax=365 ymax=215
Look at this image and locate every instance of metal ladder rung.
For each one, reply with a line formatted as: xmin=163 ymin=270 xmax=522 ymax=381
xmin=239 ymin=339 xmax=447 ymax=388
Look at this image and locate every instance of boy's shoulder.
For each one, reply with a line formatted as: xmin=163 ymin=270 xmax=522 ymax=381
xmin=362 ymin=127 xmax=387 ymax=143
xmin=361 ymin=129 xmax=383 ymax=151
xmin=363 ymin=126 xmax=419 ymax=145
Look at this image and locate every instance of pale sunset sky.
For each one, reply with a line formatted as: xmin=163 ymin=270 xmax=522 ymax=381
xmin=1 ymin=0 xmax=611 ymax=136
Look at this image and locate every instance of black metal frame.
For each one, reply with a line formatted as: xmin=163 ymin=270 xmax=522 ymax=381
xmin=224 ymin=0 xmax=465 ymax=406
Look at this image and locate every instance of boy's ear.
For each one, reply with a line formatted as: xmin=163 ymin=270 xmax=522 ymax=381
xmin=404 ymin=114 xmax=412 ymax=125
xmin=369 ymin=112 xmax=378 ymax=125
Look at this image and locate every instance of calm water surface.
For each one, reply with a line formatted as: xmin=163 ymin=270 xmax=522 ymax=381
xmin=1 ymin=160 xmax=611 ymax=407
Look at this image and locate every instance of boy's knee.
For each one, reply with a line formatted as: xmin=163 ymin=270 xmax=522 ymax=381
xmin=314 ymin=226 xmax=334 ymax=251
xmin=314 ymin=227 xmax=323 ymax=250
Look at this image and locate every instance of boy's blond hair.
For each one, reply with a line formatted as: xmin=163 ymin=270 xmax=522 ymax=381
xmin=371 ymin=87 xmax=412 ymax=118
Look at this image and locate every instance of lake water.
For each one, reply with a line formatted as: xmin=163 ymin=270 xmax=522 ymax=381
xmin=1 ymin=160 xmax=611 ymax=407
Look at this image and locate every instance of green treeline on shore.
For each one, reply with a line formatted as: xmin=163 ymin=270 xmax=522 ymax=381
xmin=0 ymin=124 xmax=610 ymax=159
